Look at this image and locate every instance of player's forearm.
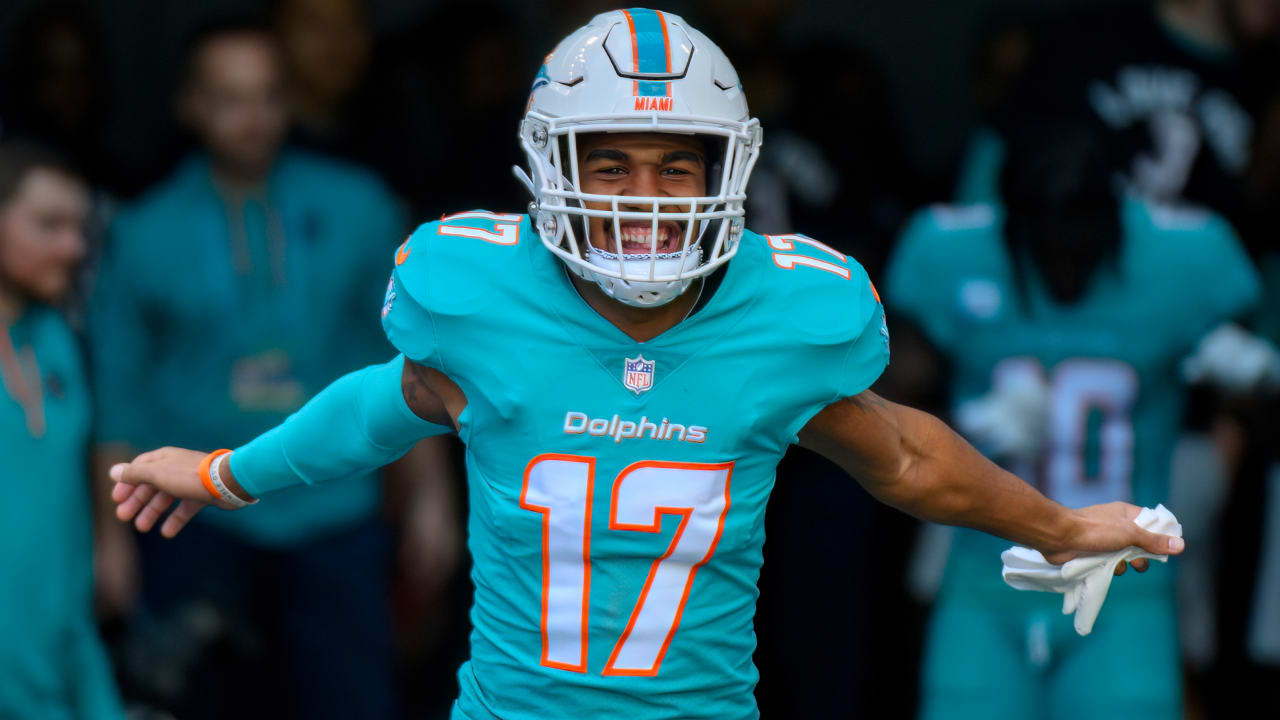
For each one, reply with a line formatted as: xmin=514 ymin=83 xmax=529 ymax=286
xmin=229 ymin=355 xmax=454 ymax=497
xmin=885 ymin=404 xmax=1075 ymax=553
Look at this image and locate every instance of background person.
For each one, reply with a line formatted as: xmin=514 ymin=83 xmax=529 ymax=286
xmin=887 ymin=118 xmax=1265 ymax=720
xmin=88 ymin=19 xmax=456 ymax=719
xmin=0 ymin=138 xmax=124 ymax=719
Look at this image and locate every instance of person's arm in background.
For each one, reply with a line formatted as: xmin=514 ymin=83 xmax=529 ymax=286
xmin=86 ymin=223 xmax=152 ymax=618
xmin=384 ymin=437 xmax=461 ymax=610
xmin=89 ymin=447 xmax=138 ymax=618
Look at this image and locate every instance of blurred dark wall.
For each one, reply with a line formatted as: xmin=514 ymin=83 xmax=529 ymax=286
xmin=784 ymin=0 xmax=1144 ymax=174
xmin=0 ymin=0 xmax=1146 ymax=190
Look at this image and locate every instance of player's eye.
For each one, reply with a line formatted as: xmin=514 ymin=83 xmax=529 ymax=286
xmin=662 ymin=167 xmax=692 ymax=177
xmin=595 ymin=166 xmax=627 ymax=176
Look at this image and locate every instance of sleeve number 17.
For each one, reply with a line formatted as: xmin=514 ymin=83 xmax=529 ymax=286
xmin=766 ymin=233 xmax=851 ymax=280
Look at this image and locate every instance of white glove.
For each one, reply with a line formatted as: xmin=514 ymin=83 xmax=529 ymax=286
xmin=955 ymin=364 xmax=1049 ymax=461
xmin=1182 ymin=323 xmax=1280 ymax=393
xmin=1001 ymin=505 xmax=1183 ymax=635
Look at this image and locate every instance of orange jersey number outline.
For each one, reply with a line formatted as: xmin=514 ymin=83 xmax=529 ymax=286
xmin=437 ymin=211 xmax=523 ymax=246
xmin=765 ymin=233 xmax=851 ymax=280
xmin=520 ymin=455 xmax=734 ymax=676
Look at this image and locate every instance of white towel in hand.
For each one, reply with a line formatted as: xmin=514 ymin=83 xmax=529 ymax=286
xmin=1000 ymin=505 xmax=1183 ymax=636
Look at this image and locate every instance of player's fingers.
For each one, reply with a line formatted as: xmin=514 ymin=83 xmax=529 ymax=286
xmin=1133 ymin=527 xmax=1184 ymax=556
xmin=113 ymin=460 xmax=160 ymax=488
xmin=1113 ymin=560 xmax=1127 ymax=576
xmin=112 ymin=447 xmax=181 ymax=486
xmin=115 ymin=483 xmax=157 ymax=522
xmin=133 ymin=491 xmax=175 ymax=533
xmin=111 ymin=480 xmax=136 ymax=503
xmin=160 ymin=500 xmax=204 ymax=539
xmin=1131 ymin=558 xmax=1150 ymax=573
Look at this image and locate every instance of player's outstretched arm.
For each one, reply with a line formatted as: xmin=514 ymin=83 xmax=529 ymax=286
xmin=798 ymin=391 xmax=1185 ymax=566
xmin=111 ymin=355 xmax=457 ymax=538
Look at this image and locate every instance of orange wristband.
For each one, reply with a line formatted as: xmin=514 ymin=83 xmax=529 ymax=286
xmin=197 ymin=449 xmax=233 ymax=502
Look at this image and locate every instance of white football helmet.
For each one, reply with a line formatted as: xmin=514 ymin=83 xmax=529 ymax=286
xmin=515 ymin=8 xmax=762 ymax=307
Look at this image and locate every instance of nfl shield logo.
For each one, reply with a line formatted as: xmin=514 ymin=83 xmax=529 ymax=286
xmin=623 ymin=355 xmax=656 ymax=394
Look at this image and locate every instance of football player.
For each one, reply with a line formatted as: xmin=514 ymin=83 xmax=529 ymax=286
xmin=888 ymin=119 xmax=1264 ymax=720
xmin=106 ymin=11 xmax=1184 ymax=719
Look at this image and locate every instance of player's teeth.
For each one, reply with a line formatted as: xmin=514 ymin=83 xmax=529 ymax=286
xmin=616 ymin=228 xmax=670 ymax=249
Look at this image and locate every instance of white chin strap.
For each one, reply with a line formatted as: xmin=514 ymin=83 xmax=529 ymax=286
xmin=574 ymin=245 xmax=704 ymax=308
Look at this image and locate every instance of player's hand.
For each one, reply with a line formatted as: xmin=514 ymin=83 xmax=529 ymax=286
xmin=109 ymin=447 xmax=232 ymax=538
xmin=1041 ymin=501 xmax=1185 ymax=572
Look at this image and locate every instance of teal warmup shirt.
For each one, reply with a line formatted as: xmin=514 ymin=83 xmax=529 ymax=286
xmin=0 ymin=307 xmax=124 ymax=719
xmin=886 ymin=199 xmax=1260 ymax=602
xmin=382 ymin=213 xmax=888 ymax=719
xmin=91 ymin=151 xmax=401 ymax=546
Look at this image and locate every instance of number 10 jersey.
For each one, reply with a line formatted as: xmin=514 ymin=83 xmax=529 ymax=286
xmin=886 ymin=199 xmax=1260 ymax=602
xmin=383 ymin=211 xmax=888 ymax=720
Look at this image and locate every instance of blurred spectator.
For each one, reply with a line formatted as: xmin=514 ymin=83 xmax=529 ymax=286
xmin=272 ymin=0 xmax=431 ymax=204
xmin=1203 ymin=78 xmax=1280 ymax=716
xmin=956 ymin=0 xmax=1280 ymax=224
xmin=887 ymin=118 xmax=1267 ymax=720
xmin=951 ymin=12 xmax=1035 ymax=207
xmin=0 ymin=139 xmax=124 ymax=718
xmin=399 ymin=2 xmax=531 ymax=217
xmin=274 ymin=0 xmax=371 ymax=149
xmin=88 ymin=20 xmax=457 ymax=719
xmin=969 ymin=13 xmax=1035 ymax=119
xmin=950 ymin=8 xmax=1280 ymax=706
xmin=745 ymin=40 xmax=914 ymax=279
xmin=0 ymin=3 xmax=115 ymax=192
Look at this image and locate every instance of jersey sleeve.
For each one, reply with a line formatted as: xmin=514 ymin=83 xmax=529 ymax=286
xmin=381 ymin=223 xmax=444 ymax=369
xmin=885 ymin=207 xmax=964 ymax=352
xmin=838 ymin=290 xmax=891 ymax=398
xmin=1144 ymin=205 xmax=1263 ymax=349
xmin=1192 ymin=214 xmax=1261 ymax=331
xmin=776 ymin=257 xmax=890 ymax=445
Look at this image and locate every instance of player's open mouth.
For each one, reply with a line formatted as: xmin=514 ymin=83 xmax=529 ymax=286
xmin=604 ymin=220 xmax=684 ymax=254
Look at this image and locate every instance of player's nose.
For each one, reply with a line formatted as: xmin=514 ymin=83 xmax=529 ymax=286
xmin=624 ymin=167 xmax=662 ymax=202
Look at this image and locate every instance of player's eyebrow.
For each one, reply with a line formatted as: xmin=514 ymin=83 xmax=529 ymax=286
xmin=585 ymin=148 xmax=629 ymax=163
xmin=661 ymin=150 xmax=704 ymax=166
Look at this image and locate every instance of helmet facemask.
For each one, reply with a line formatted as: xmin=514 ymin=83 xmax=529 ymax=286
xmin=518 ymin=117 xmax=759 ymax=308
xmin=514 ymin=9 xmax=761 ymax=307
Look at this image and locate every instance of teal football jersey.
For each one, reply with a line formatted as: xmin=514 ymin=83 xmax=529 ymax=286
xmin=0 ymin=308 xmax=124 ymax=719
xmin=383 ymin=212 xmax=887 ymax=719
xmin=886 ymin=199 xmax=1260 ymax=600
